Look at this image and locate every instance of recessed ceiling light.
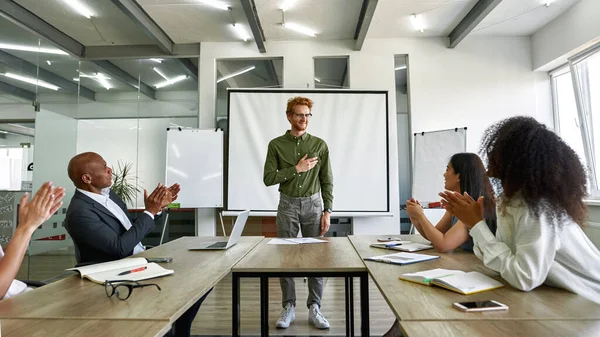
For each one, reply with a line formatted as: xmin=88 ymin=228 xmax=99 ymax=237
xmin=46 ymin=60 xmax=52 ymax=65
xmin=217 ymin=66 xmax=255 ymax=83
xmin=2 ymin=72 xmax=60 ymax=90
xmin=283 ymin=22 xmax=317 ymax=37
xmin=0 ymin=43 xmax=68 ymax=55
xmin=62 ymin=0 xmax=94 ymax=18
xmin=196 ymin=0 xmax=229 ymax=11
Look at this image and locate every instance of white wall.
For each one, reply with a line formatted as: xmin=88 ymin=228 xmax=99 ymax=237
xmin=200 ymin=36 xmax=549 ymax=235
xmin=532 ymin=0 xmax=600 ymax=71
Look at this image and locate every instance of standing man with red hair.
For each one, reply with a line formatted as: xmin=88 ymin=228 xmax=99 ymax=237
xmin=263 ymin=96 xmax=333 ymax=330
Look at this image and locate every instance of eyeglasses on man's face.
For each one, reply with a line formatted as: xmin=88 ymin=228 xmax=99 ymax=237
xmin=104 ymin=280 xmax=161 ymax=300
xmin=292 ymin=112 xmax=313 ymax=119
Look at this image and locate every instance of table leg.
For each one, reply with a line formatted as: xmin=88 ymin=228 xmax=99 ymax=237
xmin=232 ymin=273 xmax=240 ymax=337
xmin=360 ymin=273 xmax=369 ymax=336
xmin=260 ymin=276 xmax=269 ymax=337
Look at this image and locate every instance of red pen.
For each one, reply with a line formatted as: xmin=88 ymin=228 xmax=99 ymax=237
xmin=118 ymin=266 xmax=147 ymax=276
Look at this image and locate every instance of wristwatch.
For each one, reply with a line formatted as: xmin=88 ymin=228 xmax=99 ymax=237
xmin=325 ymin=208 xmax=333 ymax=214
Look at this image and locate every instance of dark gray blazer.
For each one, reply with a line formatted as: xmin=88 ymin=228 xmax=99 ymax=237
xmin=65 ymin=189 xmax=158 ymax=266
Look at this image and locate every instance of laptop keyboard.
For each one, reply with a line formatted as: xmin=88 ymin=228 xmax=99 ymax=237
xmin=206 ymin=241 xmax=227 ymax=249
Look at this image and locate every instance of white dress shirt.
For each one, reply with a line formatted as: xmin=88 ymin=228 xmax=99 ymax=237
xmin=0 ymin=245 xmax=31 ymax=299
xmin=77 ymin=188 xmax=151 ymax=255
xmin=470 ymin=196 xmax=600 ymax=304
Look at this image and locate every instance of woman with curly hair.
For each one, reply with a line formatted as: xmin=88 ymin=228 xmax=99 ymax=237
xmin=440 ymin=116 xmax=600 ymax=304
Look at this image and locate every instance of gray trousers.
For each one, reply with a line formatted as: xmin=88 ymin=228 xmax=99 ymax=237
xmin=277 ymin=192 xmax=324 ymax=309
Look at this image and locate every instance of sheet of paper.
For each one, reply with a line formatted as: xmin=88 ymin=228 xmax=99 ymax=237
xmin=268 ymin=238 xmax=299 ymax=245
xmin=284 ymin=238 xmax=328 ymax=244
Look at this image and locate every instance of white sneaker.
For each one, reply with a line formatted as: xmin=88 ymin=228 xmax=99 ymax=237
xmin=276 ymin=303 xmax=295 ymax=328
xmin=308 ymin=304 xmax=330 ymax=329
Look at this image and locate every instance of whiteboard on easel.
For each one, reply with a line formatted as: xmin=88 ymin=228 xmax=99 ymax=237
xmin=165 ymin=129 xmax=223 ymax=208
xmin=412 ymin=128 xmax=466 ymax=202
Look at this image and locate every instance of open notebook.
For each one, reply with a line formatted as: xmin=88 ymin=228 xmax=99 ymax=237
xmin=370 ymin=240 xmax=433 ymax=252
xmin=398 ymin=268 xmax=504 ymax=295
xmin=67 ymin=257 xmax=174 ymax=284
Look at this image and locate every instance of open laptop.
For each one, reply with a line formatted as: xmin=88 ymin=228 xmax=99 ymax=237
xmin=189 ymin=210 xmax=250 ymax=250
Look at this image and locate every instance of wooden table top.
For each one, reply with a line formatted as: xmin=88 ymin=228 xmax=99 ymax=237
xmin=232 ymin=237 xmax=367 ymax=273
xmin=0 ymin=236 xmax=263 ymax=321
xmin=0 ymin=319 xmax=171 ymax=337
xmin=349 ymin=235 xmax=600 ymax=321
xmin=399 ymin=320 xmax=600 ymax=337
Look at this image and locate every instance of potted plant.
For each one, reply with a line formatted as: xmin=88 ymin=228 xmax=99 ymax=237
xmin=110 ymin=161 xmax=140 ymax=206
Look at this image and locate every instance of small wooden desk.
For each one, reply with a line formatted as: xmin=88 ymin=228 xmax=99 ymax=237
xmin=0 ymin=319 xmax=171 ymax=337
xmin=231 ymin=237 xmax=369 ymax=337
xmin=349 ymin=235 xmax=600 ymax=321
xmin=399 ymin=320 xmax=600 ymax=337
xmin=0 ymin=236 xmax=263 ymax=323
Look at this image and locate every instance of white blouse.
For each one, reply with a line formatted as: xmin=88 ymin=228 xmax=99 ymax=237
xmin=0 ymin=245 xmax=31 ymax=299
xmin=470 ymin=197 xmax=600 ymax=304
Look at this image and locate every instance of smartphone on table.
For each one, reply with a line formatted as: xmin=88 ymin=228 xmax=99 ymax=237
xmin=453 ymin=300 xmax=508 ymax=312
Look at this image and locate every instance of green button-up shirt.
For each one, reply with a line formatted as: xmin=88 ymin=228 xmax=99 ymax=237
xmin=263 ymin=130 xmax=333 ymax=210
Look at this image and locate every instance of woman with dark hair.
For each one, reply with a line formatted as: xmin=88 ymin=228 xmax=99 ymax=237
xmin=384 ymin=153 xmax=498 ymax=337
xmin=441 ymin=116 xmax=600 ymax=304
xmin=406 ymin=153 xmax=496 ymax=252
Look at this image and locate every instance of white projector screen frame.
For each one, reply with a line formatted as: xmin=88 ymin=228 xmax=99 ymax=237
xmin=226 ymin=89 xmax=389 ymax=214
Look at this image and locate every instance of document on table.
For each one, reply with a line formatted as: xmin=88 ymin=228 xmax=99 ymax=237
xmin=268 ymin=238 xmax=329 ymax=245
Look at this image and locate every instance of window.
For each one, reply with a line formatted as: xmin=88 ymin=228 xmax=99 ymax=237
xmin=551 ymin=43 xmax=600 ymax=196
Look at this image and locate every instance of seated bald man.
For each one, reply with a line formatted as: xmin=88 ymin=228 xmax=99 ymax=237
xmin=65 ymin=152 xmax=178 ymax=265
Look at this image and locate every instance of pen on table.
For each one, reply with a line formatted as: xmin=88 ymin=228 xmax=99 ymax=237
xmin=118 ymin=266 xmax=147 ymax=276
xmin=386 ymin=243 xmax=402 ymax=247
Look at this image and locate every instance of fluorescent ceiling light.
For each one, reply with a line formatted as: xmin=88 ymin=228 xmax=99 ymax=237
xmin=0 ymin=130 xmax=7 ymax=134
xmin=2 ymin=73 xmax=60 ymax=90
xmin=196 ymin=0 xmax=229 ymax=11
xmin=217 ymin=65 xmax=255 ymax=83
xmin=79 ymin=72 xmax=112 ymax=90
xmin=280 ymin=0 xmax=298 ymax=11
xmin=0 ymin=43 xmax=68 ymax=55
xmin=155 ymin=75 xmax=189 ymax=88
xmin=395 ymin=65 xmax=407 ymax=71
xmin=149 ymin=58 xmax=162 ymax=63
xmin=283 ymin=22 xmax=317 ymax=37
xmin=412 ymin=14 xmax=425 ymax=33
xmin=153 ymin=67 xmax=170 ymax=80
xmin=232 ymin=23 xmax=250 ymax=42
xmin=314 ymin=77 xmax=321 ymax=82
xmin=62 ymin=0 xmax=94 ymax=18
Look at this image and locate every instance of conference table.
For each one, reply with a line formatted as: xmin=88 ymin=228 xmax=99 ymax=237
xmin=0 ymin=319 xmax=171 ymax=337
xmin=0 ymin=236 xmax=263 ymax=336
xmin=231 ymin=237 xmax=370 ymax=337
xmin=399 ymin=320 xmax=600 ymax=337
xmin=348 ymin=235 xmax=600 ymax=322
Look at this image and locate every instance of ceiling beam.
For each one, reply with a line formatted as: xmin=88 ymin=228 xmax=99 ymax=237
xmin=92 ymin=60 xmax=156 ymax=100
xmin=0 ymin=0 xmax=85 ymax=57
xmin=0 ymin=80 xmax=36 ymax=101
xmin=240 ymin=0 xmax=266 ymax=53
xmin=354 ymin=0 xmax=378 ymax=51
xmin=175 ymin=58 xmax=198 ymax=81
xmin=83 ymin=44 xmax=200 ymax=60
xmin=0 ymin=50 xmax=96 ymax=101
xmin=109 ymin=0 xmax=174 ymax=54
xmin=448 ymin=0 xmax=502 ymax=48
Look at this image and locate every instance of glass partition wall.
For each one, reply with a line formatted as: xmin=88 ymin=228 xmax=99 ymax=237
xmin=0 ymin=16 xmax=199 ymax=281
